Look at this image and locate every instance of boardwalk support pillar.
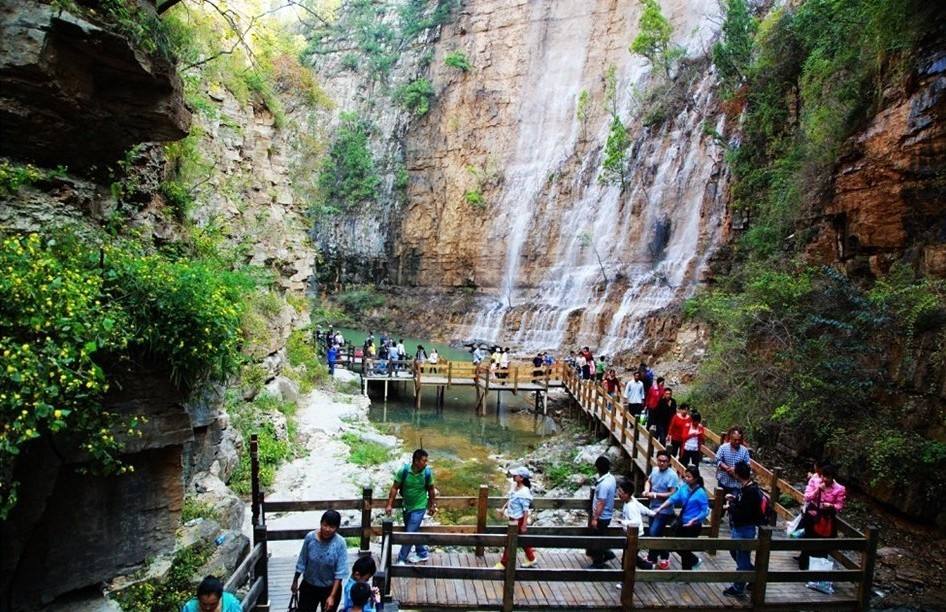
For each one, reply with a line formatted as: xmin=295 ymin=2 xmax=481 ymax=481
xmin=751 ymin=525 xmax=774 ymax=607
xmin=708 ymin=487 xmax=725 ymax=555
xmin=381 ymin=519 xmax=394 ymax=600
xmin=621 ymin=526 xmax=639 ymax=609
xmin=250 ymin=434 xmax=260 ymax=527
xmin=475 ymin=484 xmax=489 ymax=557
xmin=858 ymin=525 xmax=880 ymax=611
xmin=252 ymin=521 xmax=269 ymax=611
xmin=360 ymin=487 xmax=373 ymax=554
xmin=501 ymin=520 xmax=518 ymax=612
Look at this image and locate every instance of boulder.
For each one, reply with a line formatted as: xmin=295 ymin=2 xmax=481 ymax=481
xmin=198 ymin=531 xmax=250 ymax=578
xmin=210 ymin=423 xmax=243 ymax=483
xmin=263 ymin=376 xmax=300 ymax=405
xmin=190 ymin=473 xmax=245 ymax=532
xmin=176 ymin=518 xmax=221 ymax=552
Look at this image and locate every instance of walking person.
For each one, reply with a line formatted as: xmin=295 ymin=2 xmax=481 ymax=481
xmin=291 ymin=510 xmax=349 ymax=612
xmin=644 ymin=450 xmax=678 ymax=569
xmin=385 ymin=449 xmax=437 ymax=564
xmin=182 ymin=576 xmax=241 ymax=612
xmin=681 ymin=411 xmax=706 ymax=468
xmin=723 ymin=461 xmax=762 ymax=598
xmin=798 ymin=464 xmax=846 ymax=570
xmin=716 ymin=426 xmax=751 ymax=496
xmin=652 ymin=387 xmax=676 ymax=445
xmin=587 ymin=455 xmax=618 ymax=568
xmin=667 ymin=402 xmax=692 ymax=459
xmin=615 ymin=478 xmax=655 ymax=570
xmin=495 ymin=467 xmax=539 ymax=569
xmin=645 ymin=376 xmax=665 ymax=427
xmin=327 ymin=344 xmax=338 ymax=377
xmin=623 ymin=371 xmax=645 ymax=417
xmin=654 ymin=466 xmax=709 ymax=570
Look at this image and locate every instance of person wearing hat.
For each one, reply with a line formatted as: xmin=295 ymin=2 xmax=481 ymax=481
xmin=495 ymin=466 xmax=538 ymax=569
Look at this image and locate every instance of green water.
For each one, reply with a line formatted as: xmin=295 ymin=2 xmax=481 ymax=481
xmin=334 ymin=327 xmax=472 ymax=361
xmin=367 ymin=383 xmax=558 ymax=523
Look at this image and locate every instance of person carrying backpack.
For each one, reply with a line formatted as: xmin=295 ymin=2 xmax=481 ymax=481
xmin=722 ymin=461 xmax=764 ymax=598
xmin=385 ymin=449 xmax=437 ymax=564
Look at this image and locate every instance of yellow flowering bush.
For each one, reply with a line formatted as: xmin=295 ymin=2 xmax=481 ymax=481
xmin=0 ymin=231 xmax=250 ymax=518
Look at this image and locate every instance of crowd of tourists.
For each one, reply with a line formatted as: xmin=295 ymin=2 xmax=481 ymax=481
xmin=269 ymin=337 xmax=850 ymax=610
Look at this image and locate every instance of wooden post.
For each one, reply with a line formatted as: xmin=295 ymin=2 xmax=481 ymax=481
xmin=360 ymin=487 xmax=373 ymax=554
xmin=544 ymin=366 xmax=550 ymax=392
xmin=253 ymin=523 xmax=269 ymax=610
xmin=751 ymin=526 xmax=774 ymax=607
xmin=621 ymin=527 xmax=639 ymax=609
xmin=447 ymin=361 xmax=453 ymax=387
xmin=414 ymin=363 xmax=422 ymax=409
xmin=632 ymin=419 xmax=640 ymax=460
xmin=620 ymin=408 xmax=628 ymax=446
xmin=708 ymin=488 xmax=725 ymax=555
xmin=858 ymin=526 xmax=880 ymax=611
xmin=250 ymin=434 xmax=260 ymax=527
xmin=512 ymin=366 xmax=519 ymax=394
xmin=645 ymin=433 xmax=655 ymax=474
xmin=543 ymin=391 xmax=548 ymax=415
xmin=501 ymin=520 xmax=518 ymax=612
xmin=475 ymin=484 xmax=489 ymax=557
xmin=381 ymin=519 xmax=394 ymax=599
xmin=768 ymin=469 xmax=781 ymax=526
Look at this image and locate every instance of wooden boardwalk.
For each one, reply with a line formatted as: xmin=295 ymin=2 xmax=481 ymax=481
xmin=230 ymin=362 xmax=878 ymax=612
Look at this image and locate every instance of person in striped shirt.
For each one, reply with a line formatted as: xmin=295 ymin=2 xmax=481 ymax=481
xmin=715 ymin=426 xmax=750 ymax=496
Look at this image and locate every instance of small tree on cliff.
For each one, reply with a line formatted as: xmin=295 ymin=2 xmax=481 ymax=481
xmin=599 ymin=115 xmax=631 ymax=192
xmin=630 ymin=0 xmax=684 ymax=79
xmin=316 ymin=112 xmax=381 ymax=214
xmin=713 ymin=0 xmax=756 ymax=95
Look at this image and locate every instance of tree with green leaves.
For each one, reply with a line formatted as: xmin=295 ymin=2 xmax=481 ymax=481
xmin=395 ymin=78 xmax=435 ymax=116
xmin=576 ymin=89 xmax=591 ymax=141
xmin=712 ymin=0 xmax=756 ymax=95
xmin=316 ymin=112 xmax=380 ymax=215
xmin=599 ymin=115 xmax=630 ymax=191
xmin=630 ymin=0 xmax=684 ymax=79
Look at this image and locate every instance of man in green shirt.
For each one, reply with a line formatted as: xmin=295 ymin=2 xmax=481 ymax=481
xmin=385 ymin=448 xmax=437 ymax=564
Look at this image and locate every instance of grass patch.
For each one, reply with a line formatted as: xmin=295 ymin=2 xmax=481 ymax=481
xmin=227 ymin=393 xmax=299 ymax=495
xmin=544 ymin=461 xmax=597 ymax=492
xmin=284 ymin=328 xmax=329 ymax=393
xmin=341 ymin=432 xmax=392 ymax=466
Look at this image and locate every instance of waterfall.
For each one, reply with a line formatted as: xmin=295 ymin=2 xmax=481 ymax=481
xmin=463 ymin=1 xmax=726 ymax=354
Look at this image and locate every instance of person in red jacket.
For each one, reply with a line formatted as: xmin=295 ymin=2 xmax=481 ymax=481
xmin=667 ymin=403 xmax=692 ymax=459
xmin=644 ymin=376 xmax=665 ymax=426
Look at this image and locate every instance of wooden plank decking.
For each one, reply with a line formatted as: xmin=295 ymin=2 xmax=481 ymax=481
xmin=267 ymin=546 xmax=857 ymax=611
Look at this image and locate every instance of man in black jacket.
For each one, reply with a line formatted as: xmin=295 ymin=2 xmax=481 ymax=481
xmin=723 ymin=461 xmax=762 ymax=598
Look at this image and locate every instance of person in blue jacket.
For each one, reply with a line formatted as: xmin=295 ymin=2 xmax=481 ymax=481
xmin=327 ymin=344 xmax=338 ymax=376
xmin=182 ymin=576 xmax=242 ymax=612
xmin=654 ymin=465 xmax=709 ymax=570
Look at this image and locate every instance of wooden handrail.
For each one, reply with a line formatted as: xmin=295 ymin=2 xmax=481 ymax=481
xmin=224 ymin=543 xmax=264 ymax=593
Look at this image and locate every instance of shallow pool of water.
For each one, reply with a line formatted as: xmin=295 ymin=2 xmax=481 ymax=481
xmin=367 ymin=383 xmax=558 ymax=509
xmin=333 ymin=327 xmax=472 ymax=361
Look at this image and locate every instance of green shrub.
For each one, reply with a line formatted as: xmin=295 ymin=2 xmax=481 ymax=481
xmin=0 ymin=231 xmax=250 ymax=518
xmin=463 ymin=189 xmax=485 ymax=208
xmin=112 ymin=543 xmax=213 ymax=611
xmin=395 ymin=79 xmax=435 ymax=116
xmin=444 ymin=50 xmax=471 ymax=71
xmin=285 ymin=329 xmax=329 ymax=393
xmin=336 ymin=288 xmax=385 ymax=316
xmin=599 ymin=116 xmax=629 ymax=189
xmin=0 ymin=160 xmax=66 ymax=195
xmin=181 ymin=497 xmax=219 ymax=523
xmin=315 ymin=113 xmax=380 ymax=216
xmin=545 ymin=461 xmax=597 ymax=491
xmin=228 ymin=395 xmax=298 ymax=495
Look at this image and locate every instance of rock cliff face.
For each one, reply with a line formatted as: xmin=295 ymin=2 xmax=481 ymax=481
xmin=0 ymin=1 xmax=318 ymax=608
xmin=316 ymin=0 xmax=729 ymax=355
xmin=805 ymin=46 xmax=946 ymax=279
xmin=0 ymin=1 xmax=190 ymax=172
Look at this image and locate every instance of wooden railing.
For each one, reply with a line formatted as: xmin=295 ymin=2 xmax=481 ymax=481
xmin=378 ymin=520 xmax=879 ymax=612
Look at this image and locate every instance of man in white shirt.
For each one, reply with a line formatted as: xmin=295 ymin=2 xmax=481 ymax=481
xmin=623 ymin=371 xmax=645 ymax=417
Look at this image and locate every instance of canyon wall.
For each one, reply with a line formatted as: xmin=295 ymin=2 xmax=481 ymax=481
xmin=0 ymin=2 xmax=315 ymax=608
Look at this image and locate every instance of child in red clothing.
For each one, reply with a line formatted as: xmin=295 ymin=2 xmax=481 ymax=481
xmin=667 ymin=403 xmax=692 ymax=459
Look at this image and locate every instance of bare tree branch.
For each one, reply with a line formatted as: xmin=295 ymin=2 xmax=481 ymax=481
xmin=157 ymin=0 xmax=186 ymax=14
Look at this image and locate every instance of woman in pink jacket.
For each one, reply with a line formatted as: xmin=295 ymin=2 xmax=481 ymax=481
xmin=798 ymin=464 xmax=846 ymax=569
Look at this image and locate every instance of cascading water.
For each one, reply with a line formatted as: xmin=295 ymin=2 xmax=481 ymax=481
xmin=463 ymin=1 xmax=726 ymax=355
